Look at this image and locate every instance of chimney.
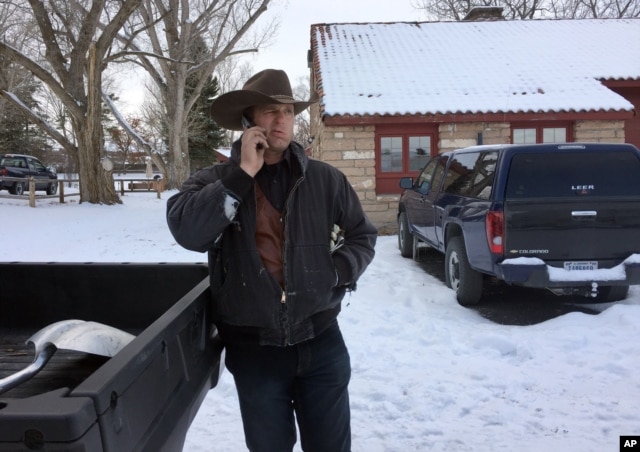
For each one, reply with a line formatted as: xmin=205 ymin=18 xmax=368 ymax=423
xmin=463 ymin=6 xmax=504 ymax=21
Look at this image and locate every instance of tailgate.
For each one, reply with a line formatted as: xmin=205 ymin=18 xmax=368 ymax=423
xmin=504 ymin=199 xmax=640 ymax=265
xmin=502 ymin=147 xmax=640 ymax=267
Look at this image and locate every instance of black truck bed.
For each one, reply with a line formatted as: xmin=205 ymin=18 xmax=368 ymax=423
xmin=0 ymin=330 xmax=109 ymax=399
xmin=0 ymin=262 xmax=222 ymax=452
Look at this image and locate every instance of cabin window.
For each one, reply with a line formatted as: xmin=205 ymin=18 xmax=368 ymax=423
xmin=512 ymin=123 xmax=571 ymax=144
xmin=376 ymin=124 xmax=437 ymax=194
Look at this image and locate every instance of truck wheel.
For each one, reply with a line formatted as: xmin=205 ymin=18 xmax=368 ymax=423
xmin=11 ymin=182 xmax=25 ymax=196
xmin=46 ymin=183 xmax=58 ymax=195
xmin=445 ymin=236 xmax=483 ymax=306
xmin=397 ymin=212 xmax=413 ymax=258
xmin=595 ymin=285 xmax=629 ymax=303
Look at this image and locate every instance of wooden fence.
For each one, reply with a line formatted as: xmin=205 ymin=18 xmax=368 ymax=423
xmin=0 ymin=176 xmax=165 ymax=207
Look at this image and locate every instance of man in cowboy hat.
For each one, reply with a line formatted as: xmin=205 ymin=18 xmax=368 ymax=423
xmin=166 ymin=69 xmax=377 ymax=451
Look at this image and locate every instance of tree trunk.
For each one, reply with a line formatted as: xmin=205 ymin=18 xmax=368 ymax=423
xmin=165 ymin=73 xmax=190 ymax=190
xmin=77 ymin=44 xmax=120 ymax=204
xmin=167 ymin=124 xmax=190 ymax=189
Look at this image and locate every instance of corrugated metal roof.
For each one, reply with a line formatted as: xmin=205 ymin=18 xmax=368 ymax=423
xmin=311 ymin=19 xmax=640 ymax=117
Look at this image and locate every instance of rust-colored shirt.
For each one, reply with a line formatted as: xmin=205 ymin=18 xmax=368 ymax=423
xmin=255 ymin=183 xmax=285 ymax=287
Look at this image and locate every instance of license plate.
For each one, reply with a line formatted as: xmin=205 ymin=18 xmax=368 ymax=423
xmin=563 ymin=261 xmax=598 ymax=271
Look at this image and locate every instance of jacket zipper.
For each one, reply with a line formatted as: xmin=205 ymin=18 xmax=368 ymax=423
xmin=280 ymin=291 xmax=290 ymax=346
xmin=280 ymin=174 xmax=304 ymax=346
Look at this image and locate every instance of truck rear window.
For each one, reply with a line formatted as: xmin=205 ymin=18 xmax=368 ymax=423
xmin=505 ymin=150 xmax=640 ymax=198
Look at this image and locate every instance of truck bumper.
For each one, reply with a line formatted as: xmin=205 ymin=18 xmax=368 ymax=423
xmin=496 ymin=254 xmax=640 ymax=288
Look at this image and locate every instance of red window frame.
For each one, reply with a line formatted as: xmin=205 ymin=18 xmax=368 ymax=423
xmin=511 ymin=121 xmax=573 ymax=144
xmin=375 ymin=124 xmax=437 ymax=194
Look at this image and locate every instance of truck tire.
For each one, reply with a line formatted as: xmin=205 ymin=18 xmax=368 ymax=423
xmin=10 ymin=182 xmax=25 ymax=196
xmin=445 ymin=236 xmax=483 ymax=306
xmin=397 ymin=212 xmax=413 ymax=258
xmin=46 ymin=183 xmax=58 ymax=195
xmin=595 ymin=285 xmax=629 ymax=303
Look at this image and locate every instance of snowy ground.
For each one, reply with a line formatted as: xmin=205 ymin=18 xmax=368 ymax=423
xmin=1 ymin=191 xmax=639 ymax=451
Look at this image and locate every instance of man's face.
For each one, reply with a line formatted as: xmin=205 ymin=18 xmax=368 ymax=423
xmin=252 ymin=103 xmax=295 ymax=153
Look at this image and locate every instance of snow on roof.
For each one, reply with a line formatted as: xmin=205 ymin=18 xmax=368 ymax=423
xmin=311 ymin=19 xmax=640 ymax=117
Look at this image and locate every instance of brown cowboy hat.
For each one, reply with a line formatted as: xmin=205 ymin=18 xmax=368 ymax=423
xmin=209 ymin=69 xmax=318 ymax=131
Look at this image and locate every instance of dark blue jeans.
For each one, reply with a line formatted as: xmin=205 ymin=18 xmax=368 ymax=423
xmin=224 ymin=324 xmax=351 ymax=452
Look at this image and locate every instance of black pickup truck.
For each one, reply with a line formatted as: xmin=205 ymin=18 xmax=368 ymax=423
xmin=0 ymin=262 xmax=222 ymax=451
xmin=0 ymin=154 xmax=58 ymax=195
xmin=397 ymin=142 xmax=640 ymax=306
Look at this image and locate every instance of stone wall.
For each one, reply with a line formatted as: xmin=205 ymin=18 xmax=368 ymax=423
xmin=574 ymin=120 xmax=625 ymax=142
xmin=312 ymin=122 xmax=399 ymax=234
xmin=439 ymin=122 xmax=511 ymax=151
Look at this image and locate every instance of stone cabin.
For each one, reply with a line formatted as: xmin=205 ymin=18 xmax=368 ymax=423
xmin=307 ymin=14 xmax=640 ymax=233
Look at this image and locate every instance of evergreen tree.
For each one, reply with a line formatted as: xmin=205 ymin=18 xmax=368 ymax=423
xmin=0 ymin=67 xmax=50 ymax=159
xmin=187 ymin=75 xmax=225 ymax=171
xmin=185 ymin=37 xmax=225 ymax=172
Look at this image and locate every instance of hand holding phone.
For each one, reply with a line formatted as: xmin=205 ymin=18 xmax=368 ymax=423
xmin=242 ymin=115 xmax=264 ymax=150
xmin=239 ymin=115 xmax=266 ymax=177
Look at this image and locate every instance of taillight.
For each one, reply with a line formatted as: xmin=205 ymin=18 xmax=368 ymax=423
xmin=0 ymin=168 xmax=6 ymax=176
xmin=486 ymin=211 xmax=504 ymax=255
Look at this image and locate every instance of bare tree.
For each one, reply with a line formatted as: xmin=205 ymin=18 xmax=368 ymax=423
xmin=214 ymin=57 xmax=254 ymax=146
xmin=292 ymin=76 xmax=312 ymax=148
xmin=116 ymin=0 xmax=276 ymax=189
xmin=413 ymin=0 xmax=640 ymax=19
xmin=215 ymin=56 xmax=254 ymax=95
xmin=547 ymin=0 xmax=640 ymax=17
xmin=414 ymin=0 xmax=476 ymax=20
xmin=0 ymin=0 xmax=143 ymax=204
xmin=416 ymin=0 xmax=543 ymax=19
xmin=107 ymin=116 xmax=150 ymax=173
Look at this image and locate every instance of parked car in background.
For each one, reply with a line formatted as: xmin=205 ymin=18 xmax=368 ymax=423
xmin=397 ymin=143 xmax=640 ymax=306
xmin=0 ymin=154 xmax=58 ymax=195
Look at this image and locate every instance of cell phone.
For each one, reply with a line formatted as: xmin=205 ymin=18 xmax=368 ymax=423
xmin=241 ymin=115 xmax=254 ymax=130
xmin=241 ymin=115 xmax=263 ymax=149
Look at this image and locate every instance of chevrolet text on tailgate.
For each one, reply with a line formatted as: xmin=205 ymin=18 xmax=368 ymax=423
xmin=397 ymin=143 xmax=640 ymax=306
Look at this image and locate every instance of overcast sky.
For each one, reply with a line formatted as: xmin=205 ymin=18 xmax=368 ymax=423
xmin=243 ymin=0 xmax=422 ymax=85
